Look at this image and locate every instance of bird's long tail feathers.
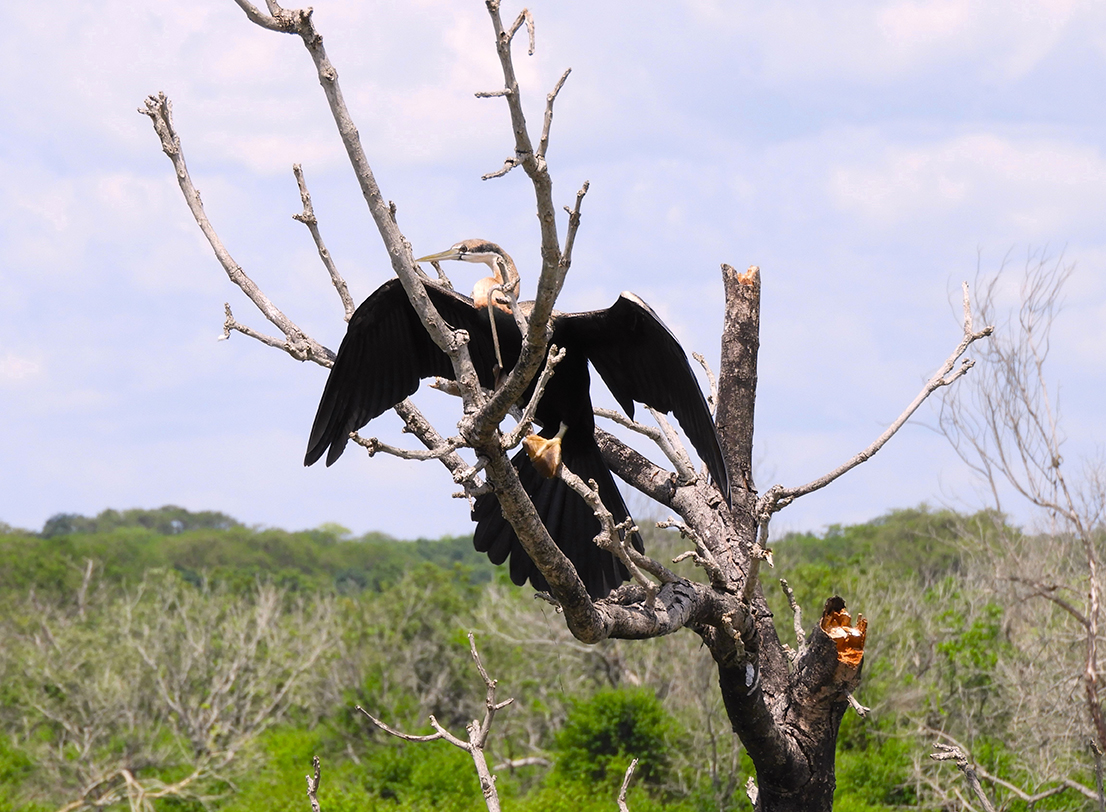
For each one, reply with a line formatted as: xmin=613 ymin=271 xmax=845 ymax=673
xmin=472 ymin=441 xmax=644 ymax=600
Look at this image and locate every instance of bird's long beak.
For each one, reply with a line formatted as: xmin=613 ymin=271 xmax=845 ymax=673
xmin=415 ymin=248 xmax=461 ymax=263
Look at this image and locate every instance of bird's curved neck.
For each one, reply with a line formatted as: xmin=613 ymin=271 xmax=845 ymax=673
xmin=474 ymin=251 xmax=519 ymax=312
xmin=492 ymin=252 xmax=519 ymax=298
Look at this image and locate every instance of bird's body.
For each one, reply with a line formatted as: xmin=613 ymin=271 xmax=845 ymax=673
xmin=305 ymin=241 xmax=728 ymax=598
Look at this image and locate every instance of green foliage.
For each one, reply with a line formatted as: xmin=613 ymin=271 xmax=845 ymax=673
xmin=834 ymin=711 xmax=917 ymax=809
xmin=0 ymin=736 xmax=41 ymax=812
xmin=40 ymin=505 xmax=240 ymax=537
xmin=0 ymin=517 xmax=494 ymax=599
xmin=0 ymin=504 xmax=1097 ymax=811
xmin=553 ymin=688 xmax=675 ymax=789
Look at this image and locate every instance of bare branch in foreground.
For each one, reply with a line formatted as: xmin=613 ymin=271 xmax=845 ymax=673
xmin=505 ymin=7 xmax=535 ymax=55
xmin=648 ymin=407 xmax=698 ymax=481
xmin=292 ymin=164 xmax=355 ymax=321
xmin=144 ymin=91 xmax=494 ymax=499
xmin=356 ymin=633 xmax=511 ymax=812
xmin=219 ymin=302 xmax=326 ymax=360
xmin=559 ymin=181 xmax=589 ymax=274
xmin=757 ymin=281 xmax=993 ymax=517
xmin=662 ymin=518 xmax=726 ymax=590
xmin=481 ymin=156 xmax=520 ymax=181
xmin=557 ymin=465 xmax=659 ymax=599
xmin=350 ymin=432 xmax=465 ymax=462
xmin=846 ymin=693 xmax=870 ymax=718
xmin=230 ymin=0 xmax=488 ymax=417
xmin=305 ymin=756 xmax=321 ymax=812
xmin=617 ymin=758 xmax=639 ymax=812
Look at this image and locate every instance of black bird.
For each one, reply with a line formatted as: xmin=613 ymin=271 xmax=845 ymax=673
xmin=305 ymin=239 xmax=728 ymax=598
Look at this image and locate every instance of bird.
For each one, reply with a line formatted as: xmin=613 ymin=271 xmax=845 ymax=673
xmin=305 ymin=239 xmax=728 ymax=598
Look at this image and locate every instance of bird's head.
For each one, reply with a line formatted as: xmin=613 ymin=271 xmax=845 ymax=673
xmin=416 ymin=239 xmax=520 ymax=310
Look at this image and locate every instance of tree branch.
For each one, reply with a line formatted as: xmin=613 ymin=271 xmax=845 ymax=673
xmin=758 ymin=281 xmax=992 ymax=517
xmin=292 ymin=163 xmax=355 ymax=321
xmin=139 ymin=93 xmax=332 ymax=366
xmin=305 ymin=756 xmax=321 ymax=812
xmin=617 ymin=758 xmax=639 ymax=812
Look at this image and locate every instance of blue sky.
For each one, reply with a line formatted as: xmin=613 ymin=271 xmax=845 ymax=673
xmin=2 ymin=1 xmax=1104 ymax=538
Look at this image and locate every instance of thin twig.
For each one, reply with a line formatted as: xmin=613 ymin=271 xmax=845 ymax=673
xmin=559 ymin=181 xmax=589 ymax=274
xmin=501 ymin=345 xmax=567 ymax=450
xmin=292 ymin=164 xmax=355 ymax=321
xmin=219 ymin=302 xmax=327 ymax=360
xmin=617 ymin=758 xmax=639 ymax=812
xmin=660 ymin=518 xmax=726 ymax=589
xmin=779 ymin=578 xmax=805 ymax=650
xmin=594 ymin=408 xmax=697 ymax=483
xmin=349 ymin=432 xmax=465 ymax=461
xmin=648 ymin=407 xmax=698 ymax=481
xmin=481 ymin=156 xmax=520 ymax=181
xmin=305 ymin=756 xmax=321 ymax=812
xmin=692 ymin=352 xmax=718 ymax=415
xmin=537 ymin=68 xmax=572 ymax=163
xmin=846 ymin=693 xmax=870 ymax=718
xmin=506 ymin=7 xmax=535 ymax=55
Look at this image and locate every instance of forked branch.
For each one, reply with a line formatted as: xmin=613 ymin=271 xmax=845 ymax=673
xmin=357 ymin=633 xmax=512 ymax=812
xmin=292 ymin=163 xmax=355 ymax=321
xmin=140 ymin=93 xmax=331 ymax=367
xmin=757 ymin=281 xmax=993 ymax=517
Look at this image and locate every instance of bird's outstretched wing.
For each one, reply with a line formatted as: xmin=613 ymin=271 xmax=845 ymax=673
xmin=553 ymin=293 xmax=730 ymax=502
xmin=304 ymin=279 xmax=506 ymax=467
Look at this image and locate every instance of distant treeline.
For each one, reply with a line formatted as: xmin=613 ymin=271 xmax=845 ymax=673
xmin=0 ymin=504 xmax=496 ymax=595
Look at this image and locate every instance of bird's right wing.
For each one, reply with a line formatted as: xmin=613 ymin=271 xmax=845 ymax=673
xmin=304 ymin=279 xmax=495 ymax=467
xmin=555 ymin=293 xmax=730 ymax=502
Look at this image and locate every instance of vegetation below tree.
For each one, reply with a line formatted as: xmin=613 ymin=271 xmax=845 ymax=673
xmin=0 ymin=505 xmax=1100 ymax=810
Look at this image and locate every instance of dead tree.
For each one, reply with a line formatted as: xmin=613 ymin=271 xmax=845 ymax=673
xmin=937 ymin=253 xmax=1106 ymax=808
xmin=141 ymin=3 xmax=990 ymax=809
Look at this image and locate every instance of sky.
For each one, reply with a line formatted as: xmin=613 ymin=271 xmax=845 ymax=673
xmin=2 ymin=0 xmax=1105 ymax=539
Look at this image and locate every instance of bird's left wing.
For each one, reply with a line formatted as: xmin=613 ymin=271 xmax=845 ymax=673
xmin=554 ymin=293 xmax=730 ymax=502
xmin=304 ymin=279 xmax=497 ymax=467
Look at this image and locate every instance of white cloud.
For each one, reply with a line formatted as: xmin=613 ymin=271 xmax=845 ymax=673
xmin=0 ymin=353 xmax=42 ymax=384
xmin=686 ymin=0 xmax=1101 ymax=83
xmin=828 ymin=132 xmax=1106 ymax=237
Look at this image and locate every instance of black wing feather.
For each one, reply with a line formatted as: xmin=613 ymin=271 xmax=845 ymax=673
xmin=553 ymin=294 xmax=730 ymax=502
xmin=305 ymin=279 xmax=505 ymax=467
xmin=472 ymin=436 xmax=642 ymax=600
